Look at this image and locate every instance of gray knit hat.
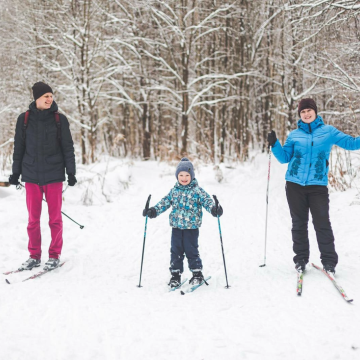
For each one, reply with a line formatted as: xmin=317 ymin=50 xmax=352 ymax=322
xmin=175 ymin=157 xmax=195 ymax=181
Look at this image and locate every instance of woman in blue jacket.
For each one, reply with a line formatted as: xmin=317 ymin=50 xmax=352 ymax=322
xmin=268 ymin=98 xmax=360 ymax=275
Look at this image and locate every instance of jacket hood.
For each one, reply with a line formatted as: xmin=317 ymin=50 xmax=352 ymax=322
xmin=297 ymin=115 xmax=324 ymax=133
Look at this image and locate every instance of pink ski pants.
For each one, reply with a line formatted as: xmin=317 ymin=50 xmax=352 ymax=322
xmin=25 ymin=182 xmax=63 ymax=259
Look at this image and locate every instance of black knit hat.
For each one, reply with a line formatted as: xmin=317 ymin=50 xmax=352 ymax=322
xmin=298 ymin=98 xmax=317 ymax=117
xmin=32 ymin=82 xmax=53 ymax=101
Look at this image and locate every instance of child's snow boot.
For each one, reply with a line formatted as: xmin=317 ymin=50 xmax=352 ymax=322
xmin=168 ymin=272 xmax=181 ymax=288
xmin=189 ymin=270 xmax=205 ymax=286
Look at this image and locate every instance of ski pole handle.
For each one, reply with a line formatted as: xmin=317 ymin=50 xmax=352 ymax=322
xmin=213 ymin=195 xmax=219 ymax=210
xmin=144 ymin=194 xmax=151 ymax=214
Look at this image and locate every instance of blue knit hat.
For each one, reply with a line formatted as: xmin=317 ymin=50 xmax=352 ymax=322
xmin=175 ymin=157 xmax=195 ymax=181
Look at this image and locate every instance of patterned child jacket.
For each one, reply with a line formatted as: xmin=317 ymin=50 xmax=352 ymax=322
xmin=272 ymin=115 xmax=360 ymax=186
xmin=154 ymin=178 xmax=214 ymax=229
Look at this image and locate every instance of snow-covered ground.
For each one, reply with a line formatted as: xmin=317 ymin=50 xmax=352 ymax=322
xmin=1 ymin=154 xmax=360 ymax=360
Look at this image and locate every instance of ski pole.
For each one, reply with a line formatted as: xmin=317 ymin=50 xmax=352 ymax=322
xmin=17 ymin=183 xmax=84 ymax=229
xmin=213 ymin=195 xmax=230 ymax=289
xmin=138 ymin=194 xmax=151 ymax=288
xmin=260 ymin=146 xmax=272 ymax=267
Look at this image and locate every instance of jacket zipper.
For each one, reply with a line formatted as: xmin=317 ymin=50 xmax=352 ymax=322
xmin=35 ymin=112 xmax=40 ymax=185
xmin=304 ymin=124 xmax=314 ymax=185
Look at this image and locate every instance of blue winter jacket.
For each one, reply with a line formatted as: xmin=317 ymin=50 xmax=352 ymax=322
xmin=272 ymin=115 xmax=360 ymax=186
xmin=154 ymin=178 xmax=214 ymax=229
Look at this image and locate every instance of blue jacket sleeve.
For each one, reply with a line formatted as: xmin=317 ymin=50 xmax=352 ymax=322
xmin=331 ymin=126 xmax=360 ymax=150
xmin=198 ymin=187 xmax=214 ymax=213
xmin=271 ymin=134 xmax=294 ymax=164
xmin=154 ymin=189 xmax=173 ymax=216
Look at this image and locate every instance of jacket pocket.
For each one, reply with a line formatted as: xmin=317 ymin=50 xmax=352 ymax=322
xmin=23 ymin=154 xmax=35 ymax=164
xmin=45 ymin=154 xmax=64 ymax=165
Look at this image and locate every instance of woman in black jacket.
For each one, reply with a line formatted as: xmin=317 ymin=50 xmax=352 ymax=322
xmin=9 ymin=82 xmax=77 ymax=271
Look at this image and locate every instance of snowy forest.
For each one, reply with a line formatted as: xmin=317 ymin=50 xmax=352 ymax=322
xmin=0 ymin=0 xmax=359 ymax=167
xmin=2 ymin=3 xmax=360 ymax=359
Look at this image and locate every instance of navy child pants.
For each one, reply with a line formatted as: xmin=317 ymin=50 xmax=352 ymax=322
xmin=170 ymin=228 xmax=202 ymax=273
xmin=286 ymin=181 xmax=338 ymax=267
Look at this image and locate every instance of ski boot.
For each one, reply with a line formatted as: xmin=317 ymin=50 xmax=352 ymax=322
xmin=294 ymin=260 xmax=307 ymax=273
xmin=189 ymin=270 xmax=205 ymax=286
xmin=168 ymin=272 xmax=181 ymax=288
xmin=43 ymin=258 xmax=60 ymax=271
xmin=19 ymin=258 xmax=41 ymax=271
xmin=323 ymin=264 xmax=336 ymax=276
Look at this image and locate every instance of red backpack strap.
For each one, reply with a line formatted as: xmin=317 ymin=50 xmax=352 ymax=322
xmin=24 ymin=111 xmax=30 ymax=125
xmin=54 ymin=112 xmax=61 ymax=145
xmin=22 ymin=111 xmax=30 ymax=141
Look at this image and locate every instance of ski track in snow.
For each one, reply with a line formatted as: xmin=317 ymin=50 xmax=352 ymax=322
xmin=1 ymin=155 xmax=360 ymax=360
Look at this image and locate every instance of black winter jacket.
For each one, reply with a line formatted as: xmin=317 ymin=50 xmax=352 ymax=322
xmin=12 ymin=101 xmax=76 ymax=185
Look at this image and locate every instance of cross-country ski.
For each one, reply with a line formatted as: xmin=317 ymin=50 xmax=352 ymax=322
xmin=296 ymin=271 xmax=304 ymax=296
xmin=312 ymin=263 xmax=353 ymax=303
xmin=180 ymin=276 xmax=211 ymax=295
xmin=5 ymin=262 xmax=66 ymax=284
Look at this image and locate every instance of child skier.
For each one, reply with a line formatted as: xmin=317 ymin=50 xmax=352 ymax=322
xmin=143 ymin=157 xmax=223 ymax=288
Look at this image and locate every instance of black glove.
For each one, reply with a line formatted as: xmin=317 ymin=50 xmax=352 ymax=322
xmin=267 ymin=130 xmax=277 ymax=147
xmin=9 ymin=173 xmax=20 ymax=186
xmin=67 ymin=174 xmax=77 ymax=186
xmin=211 ymin=205 xmax=223 ymax=217
xmin=142 ymin=207 xmax=157 ymax=219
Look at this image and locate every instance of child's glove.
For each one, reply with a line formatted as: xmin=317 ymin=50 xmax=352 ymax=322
xmin=211 ymin=205 xmax=223 ymax=217
xmin=142 ymin=207 xmax=157 ymax=218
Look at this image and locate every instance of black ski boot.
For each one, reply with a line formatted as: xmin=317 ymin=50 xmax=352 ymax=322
xmin=168 ymin=272 xmax=181 ymax=288
xmin=295 ymin=260 xmax=307 ymax=273
xmin=189 ymin=270 xmax=205 ymax=286
xmin=19 ymin=258 xmax=41 ymax=271
xmin=323 ymin=264 xmax=336 ymax=275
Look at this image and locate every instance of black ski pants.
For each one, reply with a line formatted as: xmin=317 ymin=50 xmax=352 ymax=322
xmin=170 ymin=228 xmax=202 ymax=274
xmin=285 ymin=181 xmax=338 ymax=267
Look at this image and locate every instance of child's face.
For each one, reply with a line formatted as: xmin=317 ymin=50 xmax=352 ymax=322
xmin=178 ymin=171 xmax=191 ymax=185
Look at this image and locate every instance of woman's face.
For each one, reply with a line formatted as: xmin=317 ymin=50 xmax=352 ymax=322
xmin=300 ymin=108 xmax=316 ymax=123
